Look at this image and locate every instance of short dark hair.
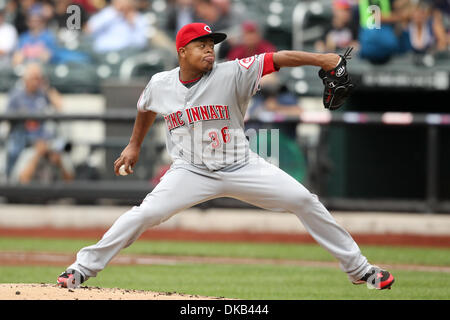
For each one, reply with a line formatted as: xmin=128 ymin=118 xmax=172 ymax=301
xmin=417 ymin=0 xmax=432 ymax=9
xmin=196 ymin=0 xmax=213 ymax=5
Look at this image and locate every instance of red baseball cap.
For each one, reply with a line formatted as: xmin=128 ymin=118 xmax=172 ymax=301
xmin=176 ymin=23 xmax=227 ymax=52
xmin=242 ymin=21 xmax=259 ymax=33
xmin=333 ymin=0 xmax=351 ymax=9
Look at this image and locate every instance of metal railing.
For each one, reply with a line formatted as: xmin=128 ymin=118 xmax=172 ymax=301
xmin=292 ymin=1 xmax=330 ymax=51
xmin=0 ymin=110 xmax=449 ymax=213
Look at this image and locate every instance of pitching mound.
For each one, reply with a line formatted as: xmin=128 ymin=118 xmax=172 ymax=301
xmin=0 ymin=284 xmax=228 ymax=300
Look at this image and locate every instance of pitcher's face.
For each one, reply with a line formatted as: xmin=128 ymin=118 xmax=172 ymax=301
xmin=180 ymin=37 xmax=216 ymax=73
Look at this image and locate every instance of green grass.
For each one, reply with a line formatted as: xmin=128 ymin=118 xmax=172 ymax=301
xmin=0 ymin=237 xmax=449 ymax=266
xmin=0 ymin=264 xmax=449 ymax=299
xmin=0 ymin=236 xmax=449 ymax=299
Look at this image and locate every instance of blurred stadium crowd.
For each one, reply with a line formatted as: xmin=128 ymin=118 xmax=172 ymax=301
xmin=0 ymin=0 xmax=448 ymax=92
xmin=0 ymin=0 xmax=449 ymax=200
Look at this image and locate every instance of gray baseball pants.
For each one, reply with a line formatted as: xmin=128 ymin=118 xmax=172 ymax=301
xmin=69 ymin=154 xmax=371 ymax=282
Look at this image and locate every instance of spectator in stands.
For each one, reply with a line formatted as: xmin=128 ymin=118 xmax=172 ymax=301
xmin=166 ymin=0 xmax=195 ymax=36
xmin=315 ymin=0 xmax=359 ymax=53
xmin=246 ymin=73 xmax=303 ymax=122
xmin=433 ymin=0 xmax=450 ymax=15
xmin=7 ymin=0 xmax=36 ymax=35
xmin=406 ymin=0 xmax=447 ymax=54
xmin=42 ymin=1 xmax=92 ymax=65
xmin=85 ymin=0 xmax=149 ymax=53
xmin=73 ymin=0 xmax=107 ymax=15
xmin=226 ymin=21 xmax=276 ymax=61
xmin=135 ymin=0 xmax=151 ymax=12
xmin=12 ymin=8 xmax=58 ymax=66
xmin=0 ymin=4 xmax=18 ymax=68
xmin=0 ymin=0 xmax=14 ymax=23
xmin=435 ymin=1 xmax=450 ymax=49
xmin=7 ymin=0 xmax=54 ymax=32
xmin=5 ymin=63 xmax=74 ymax=184
xmin=38 ymin=1 xmax=55 ymax=21
xmin=212 ymin=0 xmax=245 ymax=28
xmin=193 ymin=0 xmax=230 ymax=31
xmin=11 ymin=135 xmax=75 ymax=184
xmin=357 ymin=0 xmax=411 ymax=64
xmin=49 ymin=0 xmax=89 ymax=32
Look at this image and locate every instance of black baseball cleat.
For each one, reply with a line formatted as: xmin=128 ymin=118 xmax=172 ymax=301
xmin=57 ymin=269 xmax=85 ymax=289
xmin=352 ymin=266 xmax=395 ymax=290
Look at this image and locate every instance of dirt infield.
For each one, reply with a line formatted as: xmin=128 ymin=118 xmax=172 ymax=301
xmin=0 ymin=283 xmax=227 ymax=300
xmin=1 ymin=227 xmax=450 ymax=247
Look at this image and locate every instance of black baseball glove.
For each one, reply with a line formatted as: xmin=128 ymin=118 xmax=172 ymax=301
xmin=318 ymin=47 xmax=355 ymax=110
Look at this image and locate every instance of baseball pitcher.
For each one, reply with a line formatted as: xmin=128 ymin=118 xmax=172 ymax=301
xmin=57 ymin=23 xmax=394 ymax=291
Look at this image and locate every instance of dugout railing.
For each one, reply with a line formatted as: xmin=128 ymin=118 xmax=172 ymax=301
xmin=0 ymin=110 xmax=449 ymax=213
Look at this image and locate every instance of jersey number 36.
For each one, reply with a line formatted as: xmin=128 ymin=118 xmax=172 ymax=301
xmin=208 ymin=126 xmax=231 ymax=149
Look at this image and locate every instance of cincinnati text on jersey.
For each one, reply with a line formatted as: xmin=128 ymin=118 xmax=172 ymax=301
xmin=164 ymin=105 xmax=230 ymax=131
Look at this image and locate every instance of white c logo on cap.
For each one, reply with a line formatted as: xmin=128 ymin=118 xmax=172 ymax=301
xmin=204 ymin=25 xmax=212 ymax=33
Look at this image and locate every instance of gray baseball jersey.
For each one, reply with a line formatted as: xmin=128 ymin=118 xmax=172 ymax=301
xmin=137 ymin=54 xmax=265 ymax=171
xmin=68 ymin=54 xmax=373 ymax=285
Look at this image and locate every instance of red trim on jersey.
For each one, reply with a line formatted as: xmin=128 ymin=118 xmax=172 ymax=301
xmin=262 ymin=52 xmax=280 ymax=76
xmin=137 ymin=92 xmax=143 ymax=109
xmin=239 ymin=56 xmax=256 ymax=69
xmin=179 ymin=75 xmax=202 ymax=84
xmin=137 ymin=91 xmax=146 ymax=111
